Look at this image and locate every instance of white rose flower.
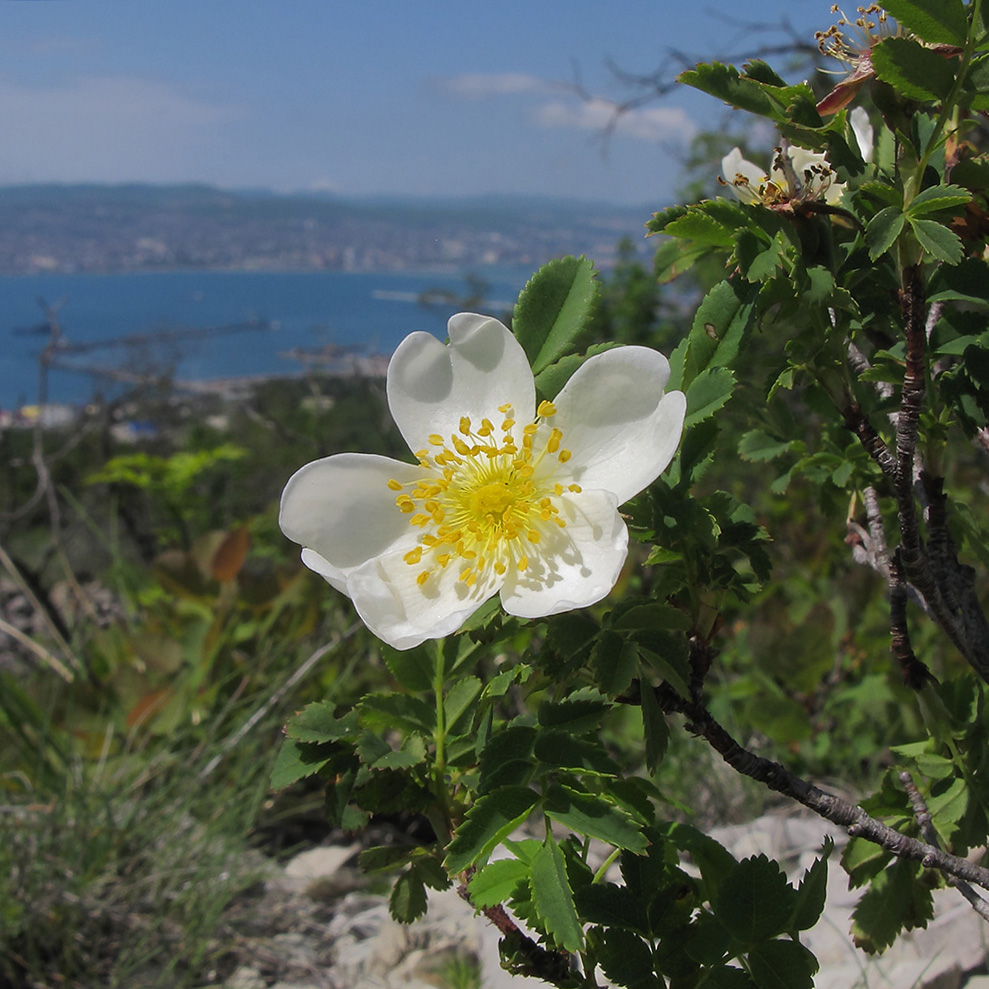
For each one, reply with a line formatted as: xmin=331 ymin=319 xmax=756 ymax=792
xmin=721 ymin=144 xmax=846 ymax=208
xmin=280 ymin=313 xmax=686 ymax=650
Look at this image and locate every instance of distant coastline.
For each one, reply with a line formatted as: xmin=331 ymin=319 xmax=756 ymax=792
xmin=0 ymin=183 xmax=654 ymax=277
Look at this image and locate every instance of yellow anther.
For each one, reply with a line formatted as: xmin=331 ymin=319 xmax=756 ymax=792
xmin=522 ymin=422 xmax=539 ymax=435
xmin=537 ymin=400 xmax=556 ymax=418
xmin=387 ymin=479 xmax=403 ymax=491
xmin=558 ymin=449 xmax=572 ymax=463
xmin=527 ymin=529 xmax=541 ymax=543
xmin=498 ymin=402 xmax=512 ymax=413
xmin=502 ymin=418 xmax=515 ymax=430
xmin=554 ymin=483 xmax=564 ymax=495
xmin=453 ymin=436 xmax=471 ymax=456
xmin=481 ymin=418 xmax=494 ymax=433
xmin=410 ymin=513 xmax=429 ymax=526
xmin=459 ymin=416 xmax=472 ymax=435
xmin=460 ymin=567 xmax=473 ymax=583
xmin=416 ymin=571 xmax=430 ymax=586
xmin=422 ymin=535 xmax=438 ymax=547
xmin=404 ymin=546 xmax=423 ymax=565
xmin=568 ymin=483 xmax=581 ymax=493
xmin=428 ymin=434 xmax=444 ymax=446
xmin=397 ymin=501 xmax=415 ymax=514
xmin=436 ymin=553 xmax=451 ymax=567
xmin=547 ymin=428 xmax=563 ymax=454
xmin=494 ymin=561 xmax=507 ymax=575
xmin=517 ymin=556 xmax=529 ymax=571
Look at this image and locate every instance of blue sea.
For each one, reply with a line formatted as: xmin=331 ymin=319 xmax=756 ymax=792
xmin=0 ymin=267 xmax=532 ymax=407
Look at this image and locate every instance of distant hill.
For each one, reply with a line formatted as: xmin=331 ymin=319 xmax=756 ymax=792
xmin=0 ymin=184 xmax=656 ymax=276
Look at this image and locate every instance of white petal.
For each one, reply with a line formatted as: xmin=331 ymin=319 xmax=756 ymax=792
xmin=499 ymin=489 xmax=628 ymax=619
xmin=722 ymin=147 xmax=765 ymax=204
xmin=386 ymin=314 xmax=535 ymax=454
xmin=551 ymin=346 xmax=686 ymax=504
xmin=279 ymin=452 xmax=423 ymax=586
xmin=347 ymin=545 xmax=500 ymax=650
xmin=850 ymin=106 xmax=874 ymax=162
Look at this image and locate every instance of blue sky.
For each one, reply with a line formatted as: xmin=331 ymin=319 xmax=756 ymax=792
xmin=0 ymin=0 xmax=829 ymax=205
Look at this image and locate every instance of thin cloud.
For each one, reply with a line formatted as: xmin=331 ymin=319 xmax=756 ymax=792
xmin=432 ymin=72 xmax=562 ymax=99
xmin=0 ymin=75 xmax=240 ymax=183
xmin=534 ymin=98 xmax=697 ymax=144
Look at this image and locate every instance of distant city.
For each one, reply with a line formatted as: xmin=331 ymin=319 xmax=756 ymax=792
xmin=0 ymin=184 xmax=657 ymax=276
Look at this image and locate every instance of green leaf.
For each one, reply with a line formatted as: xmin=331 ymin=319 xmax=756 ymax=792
xmin=444 ymin=785 xmax=539 ymax=874
xmin=660 ymin=822 xmax=737 ymax=896
xmin=664 ymin=209 xmax=736 ymax=247
xmin=639 ymin=667 xmax=669 ymax=773
xmin=851 ymin=859 xmax=934 ymax=954
xmin=698 ymin=967 xmax=757 ymax=988
xmin=871 ymin=37 xmax=957 ymax=101
xmin=738 ymin=231 xmax=786 ymax=283
xmin=284 ymin=703 xmax=359 ymax=744
xmin=747 ymin=940 xmax=817 ymax=989
xmin=544 ymin=783 xmax=649 ymax=852
xmin=738 ymin=429 xmax=794 ymax=463
xmin=595 ymin=928 xmax=661 ymax=988
xmin=538 ymin=696 xmax=610 ymax=735
xmin=389 ymin=868 xmax=428 ymax=923
xmin=478 ymin=724 xmax=537 ymax=793
xmin=909 ymin=217 xmax=964 ymax=264
xmin=444 ymin=676 xmax=482 ymax=734
xmin=866 ymin=206 xmax=905 ymax=260
xmin=533 ymin=342 xmax=616 ymax=400
xmin=881 ymin=0 xmax=968 ymax=45
xmin=929 ymin=257 xmax=989 ymax=305
xmin=359 ymin=691 xmax=435 ymax=735
xmin=381 ymin=644 xmax=435 ymax=693
xmin=530 ymin=837 xmax=583 ymax=952
xmin=789 ymin=838 xmax=833 ymax=931
xmin=512 ymin=255 xmax=597 ymax=374
xmin=682 ymin=280 xmax=758 ymax=386
xmin=685 ymin=366 xmax=736 ymax=428
xmin=468 ymin=857 xmax=529 ymax=907
xmin=907 ymin=183 xmax=971 ymax=216
xmin=270 ymin=738 xmax=335 ymax=790
xmin=359 ymin=844 xmax=417 ymax=874
xmin=713 ymin=856 xmax=796 ymax=943
xmin=678 ymin=62 xmax=778 ymax=118
xmin=592 ymin=632 xmax=638 ymax=698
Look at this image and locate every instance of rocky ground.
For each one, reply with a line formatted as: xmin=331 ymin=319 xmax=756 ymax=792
xmin=205 ymin=809 xmax=989 ymax=989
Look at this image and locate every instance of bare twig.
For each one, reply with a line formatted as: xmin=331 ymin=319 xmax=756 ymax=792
xmin=899 ymin=770 xmax=989 ymax=924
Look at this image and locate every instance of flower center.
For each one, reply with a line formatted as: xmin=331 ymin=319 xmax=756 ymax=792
xmin=388 ymin=400 xmax=581 ymax=590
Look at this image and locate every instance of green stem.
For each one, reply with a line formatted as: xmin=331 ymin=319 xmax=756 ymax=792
xmin=432 ymin=640 xmax=452 ymax=841
xmin=904 ymin=0 xmax=981 ymax=208
xmin=592 ymin=847 xmax=622 ymax=884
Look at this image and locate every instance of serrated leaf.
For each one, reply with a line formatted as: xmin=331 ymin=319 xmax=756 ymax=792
xmin=664 ymin=210 xmax=736 ymax=246
xmin=444 ymin=785 xmax=539 ymax=874
xmin=685 ymin=366 xmax=736 ymax=428
xmin=871 ymin=37 xmax=957 ymax=101
xmin=679 ymin=62 xmax=779 ymax=119
xmin=444 ymin=676 xmax=482 ymax=734
xmin=477 ymin=724 xmax=537 ymax=793
xmin=713 ymin=855 xmax=796 ymax=943
xmin=285 ymin=703 xmax=359 ymax=744
xmin=747 ymin=940 xmax=817 ymax=989
xmin=790 ymin=838 xmax=833 ymax=931
xmin=538 ymin=696 xmax=609 ymax=735
xmin=683 ymin=280 xmax=758 ymax=386
xmin=851 ymin=859 xmax=934 ymax=953
xmin=468 ymin=856 xmax=530 ymax=907
xmin=738 ymin=429 xmax=793 ymax=462
xmin=929 ymin=257 xmax=989 ymax=305
xmin=882 ymin=0 xmax=968 ymax=45
xmin=389 ymin=868 xmax=428 ymax=923
xmin=360 ymin=691 xmax=435 ymax=735
xmin=530 ymin=837 xmax=583 ymax=952
xmin=513 ymin=255 xmax=597 ymax=373
xmin=592 ymin=632 xmax=638 ymax=698
xmin=359 ymin=844 xmax=417 ymax=874
xmin=866 ymin=206 xmax=905 ymax=260
xmin=909 ymin=217 xmax=964 ymax=264
xmin=907 ymin=183 xmax=971 ymax=216
xmin=544 ymin=783 xmax=648 ymax=852
xmin=595 ymin=928 xmax=660 ymax=988
xmin=640 ymin=667 xmax=669 ymax=773
xmin=381 ymin=644 xmax=435 ymax=693
xmin=270 ymin=738 xmax=335 ymax=790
